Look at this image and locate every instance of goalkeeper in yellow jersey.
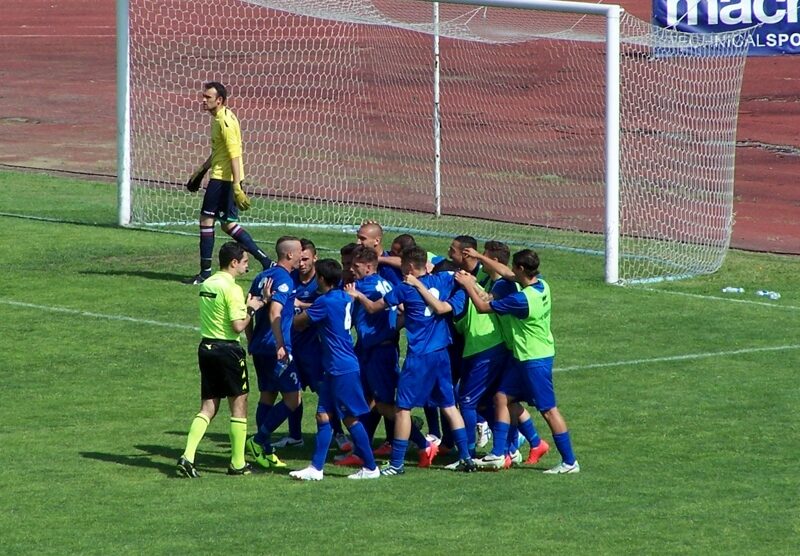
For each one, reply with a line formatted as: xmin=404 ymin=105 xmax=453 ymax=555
xmin=183 ymin=81 xmax=272 ymax=285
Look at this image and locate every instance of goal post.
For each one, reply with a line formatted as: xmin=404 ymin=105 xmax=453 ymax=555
xmin=429 ymin=0 xmax=623 ymax=283
xmin=116 ymin=0 xmax=131 ymax=227
xmin=117 ymin=0 xmax=752 ymax=284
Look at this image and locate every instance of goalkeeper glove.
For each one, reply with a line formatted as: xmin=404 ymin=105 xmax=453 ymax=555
xmin=185 ymin=167 xmax=208 ymax=192
xmin=232 ymin=181 xmax=251 ymax=211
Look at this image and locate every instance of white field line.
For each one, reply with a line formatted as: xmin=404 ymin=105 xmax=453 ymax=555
xmin=0 ymin=299 xmax=198 ymax=332
xmin=557 ymin=344 xmax=800 ymax=373
xmin=640 ymin=287 xmax=800 ymax=311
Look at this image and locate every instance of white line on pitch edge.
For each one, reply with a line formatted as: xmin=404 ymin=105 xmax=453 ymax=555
xmin=557 ymin=344 xmax=800 ymax=373
xmin=0 ymin=299 xmax=198 ymax=331
xmin=641 ymin=287 xmax=799 ymax=311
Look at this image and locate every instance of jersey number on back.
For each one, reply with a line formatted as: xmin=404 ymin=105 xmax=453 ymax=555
xmin=344 ymin=301 xmax=352 ymax=330
xmin=424 ymin=288 xmax=441 ymax=317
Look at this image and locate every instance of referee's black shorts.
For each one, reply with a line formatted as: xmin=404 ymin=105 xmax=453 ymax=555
xmin=198 ymin=338 xmax=249 ymax=399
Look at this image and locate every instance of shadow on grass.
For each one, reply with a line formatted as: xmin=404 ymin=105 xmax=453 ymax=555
xmin=80 ymin=444 xmax=230 ymax=477
xmin=164 ymin=429 xmax=316 ymax=457
xmin=80 ymin=269 xmax=188 ymax=282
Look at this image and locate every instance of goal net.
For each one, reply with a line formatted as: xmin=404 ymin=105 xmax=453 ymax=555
xmin=121 ymin=0 xmax=752 ymax=283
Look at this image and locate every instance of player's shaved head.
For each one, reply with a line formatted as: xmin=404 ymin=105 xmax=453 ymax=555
xmin=275 ymin=235 xmax=301 ymax=259
xmin=357 ymin=221 xmax=383 ymax=253
xmin=360 ymin=220 xmax=383 ymax=236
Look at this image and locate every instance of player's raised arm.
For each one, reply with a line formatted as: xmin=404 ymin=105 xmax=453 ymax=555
xmin=237 ymin=292 xmax=266 ymax=335
xmin=455 ymin=270 xmax=493 ymax=313
xmin=344 ymin=282 xmax=387 ymax=314
xmin=379 ymin=253 xmax=402 ymax=269
xmin=463 ymin=246 xmax=514 ymax=280
xmin=404 ymin=274 xmax=452 ymax=315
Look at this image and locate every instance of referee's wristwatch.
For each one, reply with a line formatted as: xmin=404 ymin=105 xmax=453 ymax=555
xmin=246 ymin=306 xmax=256 ymax=317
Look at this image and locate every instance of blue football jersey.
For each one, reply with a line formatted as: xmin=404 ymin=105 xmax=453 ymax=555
xmin=305 ymin=289 xmax=360 ymax=376
xmin=382 ymin=272 xmax=457 ymax=355
xmin=247 ymin=266 xmax=296 ymax=355
xmin=446 ymin=287 xmax=468 ymax=319
xmin=490 ymin=277 xmax=519 ymax=300
xmin=377 ymin=250 xmax=403 ymax=286
xmin=291 ymin=270 xmax=321 ymax=351
xmin=490 ymin=280 xmax=546 ymax=318
xmin=353 ymin=273 xmax=397 ymax=349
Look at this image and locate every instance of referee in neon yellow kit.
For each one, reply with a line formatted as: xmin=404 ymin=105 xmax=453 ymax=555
xmin=183 ymin=81 xmax=272 ymax=285
xmin=177 ymin=241 xmax=266 ymax=477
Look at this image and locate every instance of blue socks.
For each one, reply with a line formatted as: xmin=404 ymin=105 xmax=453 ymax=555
xmin=257 ymin=400 xmax=291 ymax=451
xmin=390 ymin=439 xmax=409 ymax=468
xmin=311 ymin=420 xmax=332 ymax=470
xmin=518 ymin=417 xmax=542 ymax=449
xmin=348 ymin=421 xmax=377 ymax=470
xmin=461 ymin=407 xmax=478 ymax=456
xmin=491 ymin=421 xmax=510 ymax=457
xmin=553 ymin=431 xmax=576 ymax=465
xmin=507 ymin=424 xmax=521 ymax=453
xmin=288 ymin=402 xmax=303 ymax=439
xmin=451 ymin=427 xmax=470 ymax=461
xmin=254 ymin=402 xmax=272 ymax=446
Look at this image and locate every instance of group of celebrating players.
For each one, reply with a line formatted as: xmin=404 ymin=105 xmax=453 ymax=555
xmin=178 ymin=220 xmax=579 ymax=480
xmin=175 ymin=81 xmax=577 ymax=480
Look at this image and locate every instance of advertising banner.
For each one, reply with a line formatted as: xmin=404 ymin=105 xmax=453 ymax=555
xmin=653 ymin=0 xmax=800 ymax=55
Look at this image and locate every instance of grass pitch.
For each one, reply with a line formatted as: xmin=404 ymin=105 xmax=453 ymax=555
xmin=0 ymin=170 xmax=798 ymax=554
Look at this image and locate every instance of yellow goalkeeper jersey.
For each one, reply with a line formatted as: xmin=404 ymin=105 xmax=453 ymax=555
xmin=209 ymin=106 xmax=244 ymax=181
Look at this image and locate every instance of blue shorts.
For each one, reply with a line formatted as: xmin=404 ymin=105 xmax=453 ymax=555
xmin=201 ymin=179 xmax=239 ymax=222
xmin=252 ymin=352 xmax=302 ymax=394
xmin=459 ymin=343 xmax=508 ymax=409
xmin=358 ymin=342 xmax=399 ymax=404
xmin=317 ymin=371 xmax=371 ymax=419
xmin=294 ymin=349 xmax=324 ymax=393
xmin=498 ymin=356 xmax=556 ymax=412
xmin=396 ymin=348 xmax=456 ymax=410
